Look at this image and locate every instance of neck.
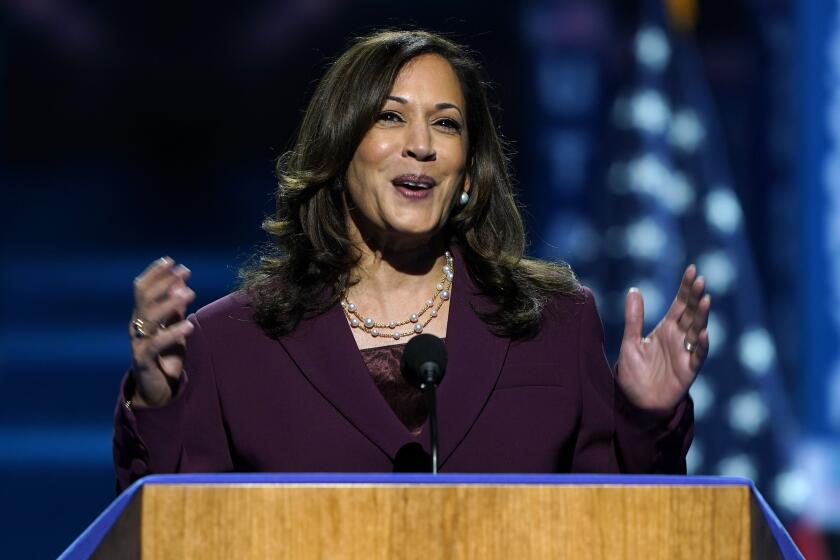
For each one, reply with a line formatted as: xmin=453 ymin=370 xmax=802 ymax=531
xmin=346 ymin=211 xmax=448 ymax=291
xmin=343 ymin=219 xmax=454 ymax=343
xmin=354 ymin=240 xmax=446 ymax=286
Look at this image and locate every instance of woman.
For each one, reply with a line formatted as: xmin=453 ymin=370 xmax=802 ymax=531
xmin=115 ymin=30 xmax=710 ymax=491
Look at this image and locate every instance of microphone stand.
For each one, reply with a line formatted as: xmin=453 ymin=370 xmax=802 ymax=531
xmin=420 ymin=382 xmax=439 ymax=474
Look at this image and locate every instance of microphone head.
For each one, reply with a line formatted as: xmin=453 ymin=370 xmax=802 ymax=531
xmin=401 ymin=333 xmax=447 ymax=388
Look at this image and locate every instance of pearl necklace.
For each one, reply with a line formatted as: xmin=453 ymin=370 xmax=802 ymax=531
xmin=341 ymin=251 xmax=454 ymax=340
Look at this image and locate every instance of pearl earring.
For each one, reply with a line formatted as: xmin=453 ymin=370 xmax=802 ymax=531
xmin=459 ymin=191 xmax=470 ymax=206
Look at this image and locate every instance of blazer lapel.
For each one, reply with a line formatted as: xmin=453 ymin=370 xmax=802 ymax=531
xmin=436 ymin=248 xmax=511 ymax=467
xmin=274 ymin=246 xmax=511 ymax=469
xmin=276 ymin=303 xmax=409 ymax=460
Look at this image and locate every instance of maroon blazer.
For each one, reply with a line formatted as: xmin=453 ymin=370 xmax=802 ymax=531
xmin=114 ymin=252 xmax=693 ymax=492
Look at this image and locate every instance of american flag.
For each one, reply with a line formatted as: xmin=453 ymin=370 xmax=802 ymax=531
xmin=521 ymin=0 xmax=805 ymax=518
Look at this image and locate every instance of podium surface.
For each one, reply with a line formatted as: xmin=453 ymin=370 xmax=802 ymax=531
xmin=59 ymin=474 xmax=803 ymax=559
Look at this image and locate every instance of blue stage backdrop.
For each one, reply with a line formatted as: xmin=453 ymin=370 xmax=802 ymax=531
xmin=797 ymin=0 xmax=840 ymax=528
xmin=520 ymin=0 xmax=810 ymax=520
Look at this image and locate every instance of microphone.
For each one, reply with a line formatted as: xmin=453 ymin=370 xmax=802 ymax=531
xmin=400 ymin=334 xmax=447 ymax=474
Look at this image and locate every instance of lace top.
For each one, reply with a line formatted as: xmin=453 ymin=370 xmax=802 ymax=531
xmin=359 ymin=340 xmax=446 ymax=435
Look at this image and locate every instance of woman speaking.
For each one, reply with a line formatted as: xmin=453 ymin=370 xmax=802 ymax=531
xmin=114 ymin=30 xmax=710 ymax=491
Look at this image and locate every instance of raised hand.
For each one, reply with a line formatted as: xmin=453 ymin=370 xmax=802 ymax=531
xmin=616 ymin=265 xmax=711 ymax=414
xmin=128 ymin=257 xmax=195 ymax=407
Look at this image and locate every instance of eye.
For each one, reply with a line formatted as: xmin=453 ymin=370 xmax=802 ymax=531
xmin=435 ymin=118 xmax=463 ymax=133
xmin=377 ymin=111 xmax=404 ymax=123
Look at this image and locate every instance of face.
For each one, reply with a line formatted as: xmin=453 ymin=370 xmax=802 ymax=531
xmin=345 ymin=53 xmax=469 ymax=245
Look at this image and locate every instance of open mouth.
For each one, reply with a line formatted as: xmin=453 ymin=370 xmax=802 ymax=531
xmin=392 ymin=174 xmax=436 ymax=188
xmin=392 ymin=174 xmax=436 ymax=199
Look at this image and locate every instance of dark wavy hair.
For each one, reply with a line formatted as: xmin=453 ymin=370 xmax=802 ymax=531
xmin=239 ymin=29 xmax=580 ymax=339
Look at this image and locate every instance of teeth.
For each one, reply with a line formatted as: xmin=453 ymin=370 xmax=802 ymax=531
xmin=395 ymin=180 xmax=432 ymax=188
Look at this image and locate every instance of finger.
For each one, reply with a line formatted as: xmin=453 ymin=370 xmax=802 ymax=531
xmin=134 ymin=257 xmax=174 ymax=291
xmin=129 ymin=284 xmax=194 ymax=341
xmin=684 ymin=294 xmax=711 ymax=345
xmin=143 ymin=264 xmax=190 ymax=305
xmin=666 ymin=265 xmax=697 ymax=322
xmin=622 ymin=287 xmax=645 ymax=343
xmin=677 ymin=275 xmax=705 ymax=331
xmin=139 ymin=319 xmax=194 ymax=359
xmin=689 ymin=328 xmax=710 ymax=373
xmin=139 ymin=285 xmax=196 ymax=325
xmin=135 ymin=264 xmax=191 ymax=307
xmin=143 ymin=264 xmax=191 ymax=302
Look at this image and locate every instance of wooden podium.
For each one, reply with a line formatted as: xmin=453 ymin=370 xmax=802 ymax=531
xmin=59 ymin=474 xmax=803 ymax=559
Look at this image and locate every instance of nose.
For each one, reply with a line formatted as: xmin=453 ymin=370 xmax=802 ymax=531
xmin=403 ymin=122 xmax=436 ymax=162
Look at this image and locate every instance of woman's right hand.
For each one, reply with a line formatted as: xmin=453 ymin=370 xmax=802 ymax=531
xmin=128 ymin=257 xmax=196 ymax=407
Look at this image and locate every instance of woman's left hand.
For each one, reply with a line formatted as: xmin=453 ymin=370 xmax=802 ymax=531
xmin=616 ymin=265 xmax=711 ymax=414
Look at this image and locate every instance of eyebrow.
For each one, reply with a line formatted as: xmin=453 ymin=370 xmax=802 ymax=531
xmin=386 ymin=96 xmax=464 ymax=117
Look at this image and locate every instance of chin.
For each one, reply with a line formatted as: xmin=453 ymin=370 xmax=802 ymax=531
xmin=384 ymin=210 xmax=444 ymax=236
xmin=382 ymin=218 xmax=443 ymax=239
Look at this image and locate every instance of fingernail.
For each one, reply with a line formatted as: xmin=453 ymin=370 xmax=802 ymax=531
xmin=628 ymin=287 xmax=639 ymax=294
xmin=176 ymin=264 xmax=191 ymax=274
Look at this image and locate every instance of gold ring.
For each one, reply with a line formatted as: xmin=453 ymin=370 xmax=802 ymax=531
xmin=132 ymin=317 xmax=155 ymax=338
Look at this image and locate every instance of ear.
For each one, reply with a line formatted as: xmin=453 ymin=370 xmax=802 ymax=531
xmin=463 ymin=153 xmax=474 ymax=193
